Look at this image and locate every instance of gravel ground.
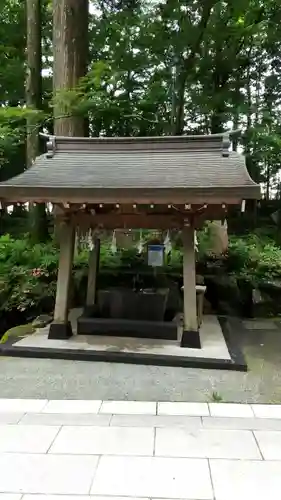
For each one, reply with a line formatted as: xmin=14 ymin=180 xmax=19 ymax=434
xmin=0 ymin=322 xmax=281 ymax=403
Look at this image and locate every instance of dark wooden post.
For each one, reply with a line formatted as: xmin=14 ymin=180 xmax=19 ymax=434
xmin=49 ymin=220 xmax=75 ymax=339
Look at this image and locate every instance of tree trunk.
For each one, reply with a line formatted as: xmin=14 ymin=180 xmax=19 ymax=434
xmin=53 ymin=0 xmax=89 ymax=137
xmin=210 ymin=67 xmax=228 ymax=134
xmin=174 ymin=70 xmax=187 ymax=135
xmin=26 ymin=0 xmax=49 ymax=243
xmin=265 ymin=160 xmax=270 ymax=200
xmin=52 ymin=0 xmax=89 ymax=242
xmin=232 ymin=73 xmax=241 ymax=152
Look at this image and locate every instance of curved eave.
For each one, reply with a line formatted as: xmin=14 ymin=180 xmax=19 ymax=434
xmin=0 ymin=185 xmax=260 ymax=205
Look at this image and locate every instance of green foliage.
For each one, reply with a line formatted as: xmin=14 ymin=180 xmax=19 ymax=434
xmin=227 ymin=235 xmax=281 ymax=286
xmin=0 ymin=0 xmax=25 ymax=103
xmin=0 ymin=323 xmax=35 ymax=344
xmin=0 ymin=107 xmax=44 ymax=167
xmin=197 ymin=223 xmax=214 ymax=259
xmin=0 ymin=234 xmax=58 ymax=313
xmin=1 ymin=231 xmax=281 ymax=315
xmin=210 ymin=391 xmax=223 ymax=402
xmin=1 ymin=0 xmax=281 ymax=200
xmin=196 ymin=223 xmax=281 ymax=287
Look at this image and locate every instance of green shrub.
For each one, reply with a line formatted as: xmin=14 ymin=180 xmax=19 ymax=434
xmin=227 ymin=234 xmax=281 ymax=285
xmin=0 ymin=234 xmax=58 ymax=313
xmin=0 ymin=323 xmax=35 ymax=344
xmin=1 ymin=231 xmax=281 ymax=315
xmin=196 ymin=227 xmax=281 ymax=286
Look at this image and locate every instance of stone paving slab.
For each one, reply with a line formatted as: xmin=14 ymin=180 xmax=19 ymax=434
xmin=0 ymin=453 xmax=99 ymax=494
xmin=15 ymin=412 xmax=281 ymax=432
xmin=252 ymin=404 xmax=281 ymax=418
xmin=100 ymin=400 xmax=157 ymax=415
xmin=0 ymin=399 xmax=47 ymax=413
xmin=0 ymin=413 xmax=23 ymax=424
xmin=157 ymin=401 xmax=209 ymax=416
xmin=91 ymin=455 xmax=213 ymax=499
xmin=0 ymin=496 xmax=22 ymax=500
xmin=155 ymin=427 xmax=261 ymax=459
xmin=0 ymin=424 xmax=59 ymax=453
xmin=19 ymin=413 xmax=112 ymax=426
xmin=209 ymin=402 xmax=254 ymax=417
xmin=43 ymin=400 xmax=102 ymax=414
xmin=110 ymin=414 xmax=202 ymax=428
xmin=210 ymin=459 xmax=281 ymax=500
xmin=49 ymin=425 xmax=154 ymax=456
xmin=202 ymin=416 xmax=281 ymax=430
xmin=254 ymin=430 xmax=281 ymax=460
xmin=1 ymin=399 xmax=281 ymax=419
xmin=23 ymin=497 xmax=148 ymax=500
xmin=1 ymin=399 xmax=281 ymax=498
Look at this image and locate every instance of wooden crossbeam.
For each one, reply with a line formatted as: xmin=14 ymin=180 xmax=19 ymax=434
xmin=69 ymin=213 xmax=187 ymax=230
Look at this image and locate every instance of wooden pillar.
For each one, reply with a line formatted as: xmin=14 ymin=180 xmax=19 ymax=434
xmin=86 ymin=238 xmax=100 ymax=307
xmin=181 ymin=224 xmax=201 ymax=348
xmin=49 ymin=220 xmax=75 ymax=339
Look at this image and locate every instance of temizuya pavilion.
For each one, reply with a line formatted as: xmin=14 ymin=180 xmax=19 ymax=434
xmin=0 ymin=132 xmax=259 ymax=349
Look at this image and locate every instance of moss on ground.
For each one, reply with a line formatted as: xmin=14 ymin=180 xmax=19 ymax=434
xmin=0 ymin=323 xmax=36 ymax=344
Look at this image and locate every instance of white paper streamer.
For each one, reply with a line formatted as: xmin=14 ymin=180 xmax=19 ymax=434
xmin=194 ymin=230 xmax=198 ymax=252
xmin=111 ymin=230 xmax=117 ymax=254
xmin=164 ymin=230 xmax=172 ymax=254
xmin=137 ymin=229 xmax=144 ymax=254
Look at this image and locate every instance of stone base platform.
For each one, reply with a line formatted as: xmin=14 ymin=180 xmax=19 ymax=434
xmin=0 ymin=315 xmax=246 ymax=371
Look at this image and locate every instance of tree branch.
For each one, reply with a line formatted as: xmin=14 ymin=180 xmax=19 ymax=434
xmin=174 ymin=0 xmax=219 ymax=135
xmin=182 ymin=0 xmax=218 ymax=71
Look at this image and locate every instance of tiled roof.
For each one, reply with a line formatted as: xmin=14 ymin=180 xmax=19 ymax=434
xmin=0 ymin=133 xmax=260 ymax=202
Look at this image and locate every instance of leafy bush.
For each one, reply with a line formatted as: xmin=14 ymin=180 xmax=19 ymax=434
xmin=0 ymin=235 xmax=182 ymax=313
xmin=197 ymin=226 xmax=281 ymax=286
xmin=1 ymin=231 xmax=281 ymax=315
xmin=227 ymin=234 xmax=281 ymax=285
xmin=0 ymin=234 xmax=58 ymax=313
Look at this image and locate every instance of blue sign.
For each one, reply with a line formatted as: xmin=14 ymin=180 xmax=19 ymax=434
xmin=147 ymin=244 xmax=164 ymax=267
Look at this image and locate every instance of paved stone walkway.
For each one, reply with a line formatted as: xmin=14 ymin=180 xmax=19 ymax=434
xmin=0 ymin=400 xmax=281 ymax=499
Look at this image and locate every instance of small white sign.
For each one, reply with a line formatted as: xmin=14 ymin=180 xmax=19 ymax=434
xmin=148 ymin=245 xmax=164 ymax=267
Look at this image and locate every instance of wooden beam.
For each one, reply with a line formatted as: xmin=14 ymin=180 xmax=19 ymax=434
xmin=69 ymin=213 xmax=187 ymax=230
xmin=0 ymin=186 xmax=245 ymax=205
xmin=55 ymin=206 xmax=228 ymax=230
xmin=53 ymin=202 xmax=228 ymax=220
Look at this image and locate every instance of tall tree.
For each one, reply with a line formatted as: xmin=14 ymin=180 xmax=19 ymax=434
xmin=1 ymin=0 xmax=281 ymax=204
xmin=53 ymin=0 xmax=89 ymax=136
xmin=26 ymin=0 xmax=49 ymax=242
